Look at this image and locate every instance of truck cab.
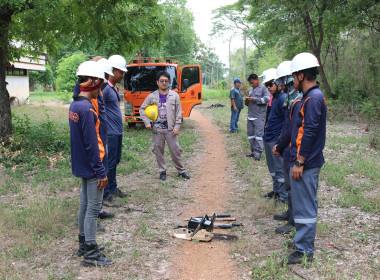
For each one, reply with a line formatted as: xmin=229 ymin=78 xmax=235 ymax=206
xmin=123 ymin=59 xmax=202 ymax=125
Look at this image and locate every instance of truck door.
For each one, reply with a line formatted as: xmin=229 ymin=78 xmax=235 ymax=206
xmin=180 ymin=65 xmax=202 ymax=118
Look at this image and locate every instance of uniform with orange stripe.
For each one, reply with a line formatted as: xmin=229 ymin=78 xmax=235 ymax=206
xmin=69 ymin=95 xmax=108 ymax=179
xmin=289 ymin=83 xmax=326 ymax=259
xmin=290 ymin=84 xmax=326 ymax=169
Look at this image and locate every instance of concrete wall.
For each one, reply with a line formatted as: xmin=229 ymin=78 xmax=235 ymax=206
xmin=6 ymin=72 xmax=29 ymax=104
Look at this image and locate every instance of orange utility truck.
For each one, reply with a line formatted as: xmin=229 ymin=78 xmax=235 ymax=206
xmin=123 ymin=58 xmax=202 ymax=126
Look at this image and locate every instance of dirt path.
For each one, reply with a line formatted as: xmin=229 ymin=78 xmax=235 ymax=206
xmin=169 ymin=109 xmax=238 ymax=280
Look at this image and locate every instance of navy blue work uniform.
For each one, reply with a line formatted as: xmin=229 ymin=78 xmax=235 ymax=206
xmin=289 ymin=84 xmax=326 ymax=256
xmin=263 ymin=91 xmax=287 ymax=201
xmin=102 ymin=82 xmax=123 ymax=200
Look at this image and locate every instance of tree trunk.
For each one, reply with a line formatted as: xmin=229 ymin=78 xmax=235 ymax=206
xmin=243 ymin=30 xmax=247 ymax=83
xmin=0 ymin=11 xmax=12 ymax=138
xmin=303 ymin=8 xmax=332 ymax=96
xmin=211 ymin=65 xmax=214 ymax=89
xmin=228 ymin=36 xmax=232 ymax=90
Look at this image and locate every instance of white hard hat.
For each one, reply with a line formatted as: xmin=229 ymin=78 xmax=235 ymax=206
xmin=108 ymin=55 xmax=127 ymax=72
xmin=276 ymin=61 xmax=292 ymax=79
xmin=291 ymin=52 xmax=320 ymax=73
xmin=76 ymin=61 xmax=105 ymax=80
xmin=262 ymin=68 xmax=277 ymax=83
xmin=97 ymin=58 xmax=114 ymax=76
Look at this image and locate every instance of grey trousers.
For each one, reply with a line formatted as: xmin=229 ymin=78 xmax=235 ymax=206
xmin=152 ymin=127 xmax=185 ymax=174
xmin=247 ymin=117 xmax=265 ymax=157
xmin=78 ymin=178 xmax=103 ymax=243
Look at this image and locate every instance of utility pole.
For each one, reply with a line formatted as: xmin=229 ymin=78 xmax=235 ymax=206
xmin=216 ymin=62 xmax=219 ymax=90
xmin=211 ymin=65 xmax=214 ymax=89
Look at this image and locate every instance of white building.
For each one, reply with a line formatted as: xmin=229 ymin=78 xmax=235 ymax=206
xmin=6 ymin=54 xmax=46 ymax=105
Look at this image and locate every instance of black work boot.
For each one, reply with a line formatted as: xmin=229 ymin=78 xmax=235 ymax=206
xmin=159 ymin=171 xmax=166 ymax=181
xmin=285 ymin=240 xmax=296 ymax=249
xmin=77 ymin=234 xmax=86 ymax=257
xmin=82 ymin=242 xmax=114 ymax=267
xmin=263 ymin=191 xmax=275 ymax=198
xmin=178 ymin=172 xmax=190 ymax=179
xmin=77 ymin=235 xmax=105 ymax=257
xmin=275 ymin=223 xmax=294 ymax=234
xmin=287 ymin=251 xmax=313 ymax=264
xmin=274 ymin=210 xmax=290 ymax=221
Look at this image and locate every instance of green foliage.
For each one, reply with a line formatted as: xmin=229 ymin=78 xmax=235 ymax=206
xmin=55 ymin=52 xmax=87 ymax=92
xmin=5 ymin=0 xmax=166 ymax=60
xmin=29 ymin=64 xmax=55 ymax=89
xmin=360 ymin=97 xmax=380 ymax=121
xmin=0 ymin=113 xmax=70 ymax=168
xmin=142 ymin=0 xmax=215 ymax=69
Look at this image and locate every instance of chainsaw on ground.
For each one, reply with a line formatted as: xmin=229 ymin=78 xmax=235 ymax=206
xmin=172 ymin=213 xmax=242 ymax=242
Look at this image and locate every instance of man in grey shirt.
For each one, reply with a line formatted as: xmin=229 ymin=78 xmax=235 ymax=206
xmin=245 ymin=73 xmax=271 ymax=160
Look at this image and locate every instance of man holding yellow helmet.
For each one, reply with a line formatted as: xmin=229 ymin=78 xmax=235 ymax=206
xmin=140 ymin=71 xmax=190 ymax=181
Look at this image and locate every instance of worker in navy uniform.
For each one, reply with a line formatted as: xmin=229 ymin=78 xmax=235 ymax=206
xmin=287 ymin=52 xmax=326 ymax=264
xmin=69 ymin=61 xmax=114 ymax=267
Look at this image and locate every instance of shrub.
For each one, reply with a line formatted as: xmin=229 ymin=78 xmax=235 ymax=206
xmin=55 ymin=52 xmax=87 ymax=93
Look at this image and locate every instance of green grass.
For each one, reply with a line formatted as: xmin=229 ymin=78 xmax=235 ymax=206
xmin=1 ymin=92 xmax=200 ymax=278
xmin=200 ymin=89 xmax=380 ymax=279
xmin=202 ymin=87 xmax=229 ymax=101
xmin=29 ymin=91 xmax=63 ymax=103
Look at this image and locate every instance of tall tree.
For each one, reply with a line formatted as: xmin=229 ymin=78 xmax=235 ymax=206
xmin=141 ymin=0 xmax=197 ymax=66
xmin=238 ymin=0 xmax=379 ymax=96
xmin=0 ymin=0 xmax=165 ymax=138
xmin=211 ymin=4 xmax=258 ymax=85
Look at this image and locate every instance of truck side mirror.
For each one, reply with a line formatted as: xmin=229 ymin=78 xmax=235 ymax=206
xmin=183 ymin=79 xmax=189 ymax=89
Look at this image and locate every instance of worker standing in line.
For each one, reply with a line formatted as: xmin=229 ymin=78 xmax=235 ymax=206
xmin=102 ymin=55 xmax=128 ymax=208
xmin=73 ymin=57 xmax=115 ymax=229
xmin=261 ymin=68 xmax=287 ymax=203
xmin=245 ymin=73 xmax=271 ymax=160
xmin=287 ymin=52 xmax=326 ymax=264
xmin=139 ymin=70 xmax=190 ymax=181
xmin=69 ymin=61 xmax=113 ymax=267
xmin=230 ymin=78 xmax=244 ymax=133
xmin=272 ymin=61 xmax=303 ymax=234
xmin=95 ymin=58 xmax=117 ymax=220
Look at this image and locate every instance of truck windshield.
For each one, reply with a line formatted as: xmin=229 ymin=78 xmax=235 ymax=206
xmin=124 ymin=66 xmax=178 ymax=92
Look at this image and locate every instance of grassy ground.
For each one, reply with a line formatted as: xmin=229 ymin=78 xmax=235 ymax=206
xmin=28 ymin=91 xmax=64 ymax=103
xmin=0 ymin=100 xmax=200 ymax=279
xmin=200 ymin=92 xmax=379 ymax=279
xmin=0 ymin=90 xmax=379 ymax=279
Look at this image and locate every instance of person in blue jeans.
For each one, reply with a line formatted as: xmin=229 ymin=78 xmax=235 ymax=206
xmin=287 ymin=52 xmax=326 ymax=264
xmin=262 ymin=68 xmax=287 ymax=203
xmin=230 ymin=78 xmax=244 ymax=133
xmin=102 ymin=55 xmax=128 ymax=208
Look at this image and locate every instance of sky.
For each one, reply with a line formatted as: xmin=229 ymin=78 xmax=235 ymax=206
xmin=185 ymin=0 xmax=249 ymax=66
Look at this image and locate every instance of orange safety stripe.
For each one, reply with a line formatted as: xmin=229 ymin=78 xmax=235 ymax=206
xmin=289 ymin=99 xmax=301 ymax=120
xmin=91 ymin=98 xmax=99 ymax=114
xmin=288 ymin=99 xmax=301 ymax=147
xmin=295 ymin=97 xmax=311 ymax=157
xmin=90 ymin=108 xmax=105 ymax=161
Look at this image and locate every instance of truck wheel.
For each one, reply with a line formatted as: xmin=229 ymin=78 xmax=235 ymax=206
xmin=127 ymin=122 xmax=136 ymax=128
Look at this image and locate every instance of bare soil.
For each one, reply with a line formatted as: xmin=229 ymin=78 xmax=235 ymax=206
xmin=169 ymin=110 xmax=238 ymax=280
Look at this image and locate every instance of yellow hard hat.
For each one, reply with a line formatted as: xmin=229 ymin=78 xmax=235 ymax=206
xmin=144 ymin=104 xmax=158 ymax=121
